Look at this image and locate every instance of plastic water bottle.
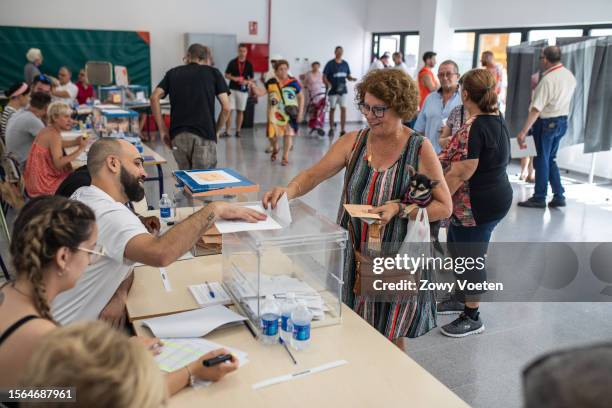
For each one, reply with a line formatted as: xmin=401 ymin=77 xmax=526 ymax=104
xmin=260 ymin=295 xmax=280 ymax=345
xmin=159 ymin=194 xmax=174 ymax=224
xmin=291 ymin=300 xmax=312 ymax=350
xmin=280 ymin=292 xmax=297 ymax=344
xmin=85 ymin=115 xmax=92 ymax=129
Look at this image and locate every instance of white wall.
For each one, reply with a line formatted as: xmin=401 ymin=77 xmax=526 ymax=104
xmin=451 ymin=0 xmax=612 ymax=29
xmin=270 ymin=0 xmax=369 ymax=123
xmin=0 ymin=0 xmax=369 ymax=123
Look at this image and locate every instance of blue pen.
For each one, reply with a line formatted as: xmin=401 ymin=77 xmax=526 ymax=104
xmin=205 ymin=281 xmax=215 ymax=298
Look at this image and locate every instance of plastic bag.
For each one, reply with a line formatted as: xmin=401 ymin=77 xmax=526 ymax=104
xmin=399 ymin=207 xmax=431 ymax=259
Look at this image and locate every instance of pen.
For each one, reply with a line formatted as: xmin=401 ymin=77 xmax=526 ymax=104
xmin=280 ymin=339 xmax=297 ymax=365
xmin=203 ymin=354 xmax=233 ymax=367
xmin=244 ymin=321 xmax=257 ymax=338
xmin=205 ymin=281 xmax=215 ymax=298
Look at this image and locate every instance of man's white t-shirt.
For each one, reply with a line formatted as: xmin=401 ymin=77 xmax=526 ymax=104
xmin=52 ymin=185 xmax=148 ymax=324
xmin=54 ymin=81 xmax=78 ymax=105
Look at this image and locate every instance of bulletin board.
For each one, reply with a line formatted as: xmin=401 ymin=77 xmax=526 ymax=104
xmin=0 ymin=26 xmax=151 ymax=91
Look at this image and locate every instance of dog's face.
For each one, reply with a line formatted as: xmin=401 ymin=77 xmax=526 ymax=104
xmin=407 ymin=166 xmax=439 ymax=201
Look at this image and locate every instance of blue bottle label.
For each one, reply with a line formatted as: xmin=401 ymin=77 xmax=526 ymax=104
xmin=281 ymin=315 xmax=291 ymax=331
xmin=292 ymin=323 xmax=310 ymax=341
xmin=261 ymin=314 xmax=279 ymax=336
xmin=160 ymin=207 xmax=171 ymax=218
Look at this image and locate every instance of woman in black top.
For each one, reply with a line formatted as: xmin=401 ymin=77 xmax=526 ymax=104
xmin=0 ymin=196 xmax=98 ymax=388
xmin=438 ymin=68 xmax=512 ymax=338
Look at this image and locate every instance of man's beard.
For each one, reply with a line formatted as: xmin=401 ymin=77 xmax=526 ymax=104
xmin=120 ymin=165 xmax=145 ymax=202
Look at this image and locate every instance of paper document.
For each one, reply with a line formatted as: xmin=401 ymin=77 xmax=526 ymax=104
xmin=155 ymin=338 xmax=248 ymax=388
xmin=272 ymin=193 xmax=292 ymax=225
xmin=141 ymin=305 xmax=247 ymax=338
xmin=252 ymin=360 xmax=348 ymax=390
xmin=511 ymin=136 xmax=537 ymax=159
xmin=215 ymin=204 xmax=282 ymax=234
xmin=187 ymin=170 xmax=241 ymax=186
xmin=343 ymin=204 xmax=381 ymax=220
xmin=189 ymin=282 xmax=232 ymax=307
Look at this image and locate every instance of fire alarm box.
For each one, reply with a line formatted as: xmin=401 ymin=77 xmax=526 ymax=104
xmin=249 ymin=21 xmax=258 ymax=35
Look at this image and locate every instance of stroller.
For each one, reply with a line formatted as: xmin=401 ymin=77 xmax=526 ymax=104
xmin=307 ymin=90 xmax=328 ymax=137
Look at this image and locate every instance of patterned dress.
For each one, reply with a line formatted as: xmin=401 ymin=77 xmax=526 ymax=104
xmin=337 ymin=128 xmax=436 ymax=339
xmin=439 ymin=117 xmax=477 ymax=227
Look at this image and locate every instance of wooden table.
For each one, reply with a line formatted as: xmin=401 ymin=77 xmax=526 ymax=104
xmin=127 ymin=256 xmax=469 ymax=408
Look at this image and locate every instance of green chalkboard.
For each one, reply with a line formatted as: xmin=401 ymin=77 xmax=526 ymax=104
xmin=0 ymin=26 xmax=151 ymax=92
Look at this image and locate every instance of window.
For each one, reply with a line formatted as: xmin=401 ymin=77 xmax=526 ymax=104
xmin=477 ymin=32 xmax=522 ymax=113
xmin=449 ymin=32 xmax=476 ymax=75
xmin=371 ymin=32 xmax=419 ymax=76
xmin=590 ymin=28 xmax=612 ymax=37
xmin=478 ymin=33 xmax=522 ymax=70
xmin=403 ymin=35 xmax=420 ymax=78
xmin=528 ymin=29 xmax=584 ymax=45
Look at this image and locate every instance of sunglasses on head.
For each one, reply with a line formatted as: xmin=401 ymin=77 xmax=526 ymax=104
xmin=34 ymin=74 xmax=52 ymax=85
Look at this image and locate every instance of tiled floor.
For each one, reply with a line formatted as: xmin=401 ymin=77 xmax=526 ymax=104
xmin=2 ymin=123 xmax=611 ymax=408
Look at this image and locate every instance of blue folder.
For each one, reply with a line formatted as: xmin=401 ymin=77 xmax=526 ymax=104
xmin=174 ymin=168 xmax=255 ymax=193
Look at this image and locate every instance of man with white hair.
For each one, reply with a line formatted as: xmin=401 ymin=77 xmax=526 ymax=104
xmin=52 ymin=66 xmax=79 ymax=105
xmin=24 ymin=48 xmax=43 ymax=85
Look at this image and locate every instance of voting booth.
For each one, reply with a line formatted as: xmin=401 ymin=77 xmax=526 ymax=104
xmin=222 ymin=199 xmax=348 ymax=336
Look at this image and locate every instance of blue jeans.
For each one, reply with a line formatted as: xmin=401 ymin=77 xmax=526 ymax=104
xmin=447 ymin=219 xmax=500 ymax=298
xmin=532 ymin=116 xmax=568 ymax=201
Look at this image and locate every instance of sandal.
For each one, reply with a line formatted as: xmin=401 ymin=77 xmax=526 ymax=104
xmin=271 ymin=149 xmax=279 ymax=162
xmin=281 ymin=158 xmax=289 ymax=166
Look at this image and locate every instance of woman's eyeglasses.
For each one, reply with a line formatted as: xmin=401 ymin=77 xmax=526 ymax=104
xmin=76 ymin=245 xmax=106 ymax=265
xmin=358 ymin=102 xmax=389 ymax=118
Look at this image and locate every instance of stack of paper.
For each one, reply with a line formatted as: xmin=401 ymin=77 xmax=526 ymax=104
xmin=155 ymin=337 xmax=249 ymax=388
xmin=189 ymin=282 xmax=232 ymax=307
xmin=141 ymin=305 xmax=246 ymax=338
xmin=231 ymin=273 xmax=329 ymax=320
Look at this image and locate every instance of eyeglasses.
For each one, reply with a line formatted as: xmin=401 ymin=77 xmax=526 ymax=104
xmin=76 ymin=245 xmax=106 ymax=265
xmin=358 ymin=102 xmax=390 ymax=118
xmin=438 ymin=72 xmax=458 ymax=78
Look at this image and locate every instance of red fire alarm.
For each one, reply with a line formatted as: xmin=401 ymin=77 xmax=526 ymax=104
xmin=249 ymin=21 xmax=258 ymax=35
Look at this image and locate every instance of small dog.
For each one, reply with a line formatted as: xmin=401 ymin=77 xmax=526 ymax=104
xmin=403 ymin=166 xmax=443 ymax=253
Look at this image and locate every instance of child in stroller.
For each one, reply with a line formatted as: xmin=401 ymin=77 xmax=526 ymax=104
xmin=301 ymin=61 xmax=328 ymax=137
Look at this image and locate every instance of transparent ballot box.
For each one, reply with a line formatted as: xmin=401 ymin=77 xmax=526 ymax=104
xmin=92 ymin=107 xmax=140 ymax=138
xmin=99 ymin=85 xmax=149 ymax=106
xmin=222 ymin=199 xmax=348 ymax=336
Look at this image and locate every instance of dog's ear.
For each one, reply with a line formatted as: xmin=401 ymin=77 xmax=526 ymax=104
xmin=407 ymin=165 xmax=416 ymax=177
xmin=430 ymin=180 xmax=440 ymax=188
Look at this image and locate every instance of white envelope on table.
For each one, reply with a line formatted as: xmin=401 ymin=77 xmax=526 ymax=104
xmin=511 ymin=136 xmax=537 ymax=159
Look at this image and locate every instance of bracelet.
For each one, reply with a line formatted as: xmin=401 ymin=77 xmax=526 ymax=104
xmin=288 ymin=180 xmax=302 ymax=195
xmin=185 ymin=364 xmax=195 ymax=388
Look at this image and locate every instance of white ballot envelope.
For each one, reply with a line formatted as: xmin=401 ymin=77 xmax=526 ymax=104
xmin=511 ymin=136 xmax=537 ymax=159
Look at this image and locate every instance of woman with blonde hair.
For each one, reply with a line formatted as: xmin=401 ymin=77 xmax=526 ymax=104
xmin=24 ymin=101 xmax=87 ymax=196
xmin=263 ymin=68 xmax=452 ymax=342
xmin=21 ymin=321 xmax=167 ymax=408
xmin=0 ymin=196 xmax=240 ymax=393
